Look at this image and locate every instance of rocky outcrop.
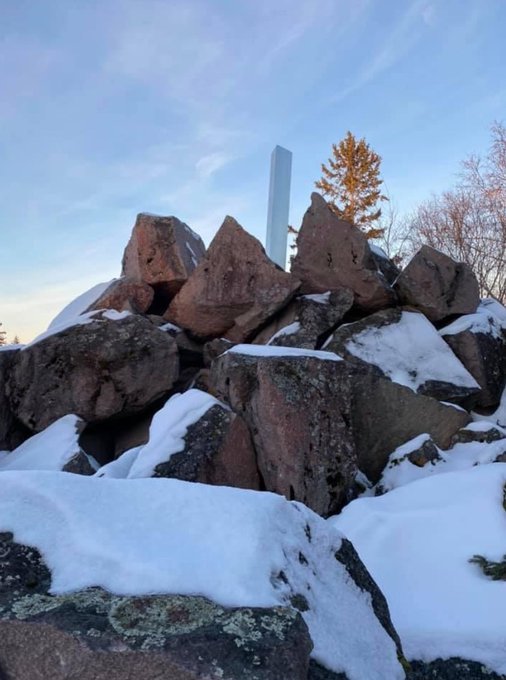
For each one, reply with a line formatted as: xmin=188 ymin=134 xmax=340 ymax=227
xmin=441 ymin=312 xmax=506 ymax=408
xmin=351 ymin=366 xmax=470 ymax=482
xmin=211 ymin=347 xmax=357 ymax=516
xmin=253 ymin=288 xmax=354 ymax=349
xmin=153 ymin=404 xmax=261 ymax=490
xmin=7 ymin=315 xmax=179 ymax=432
xmin=166 ymin=217 xmax=300 ymax=341
xmin=407 ymin=658 xmax=504 ymax=679
xmin=325 ymin=308 xmax=480 ymax=404
xmin=394 ymin=245 xmax=480 ymax=322
xmin=121 ymin=213 xmax=206 ymax=312
xmin=83 ymin=277 xmax=154 ymax=314
xmin=291 ymin=193 xmax=395 ymax=311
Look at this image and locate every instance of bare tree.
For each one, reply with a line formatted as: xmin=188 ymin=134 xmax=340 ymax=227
xmin=405 ymin=122 xmax=506 ymax=300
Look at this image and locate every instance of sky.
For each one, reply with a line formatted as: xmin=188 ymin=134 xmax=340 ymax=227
xmin=1 ymin=0 xmax=505 ymax=342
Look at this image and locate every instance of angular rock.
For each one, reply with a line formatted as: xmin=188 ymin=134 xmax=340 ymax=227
xmin=203 ymin=337 xmax=236 ymax=367
xmin=407 ymin=658 xmax=503 ymax=679
xmin=83 ymin=277 xmax=154 ymax=314
xmin=325 ymin=308 xmax=480 ymax=404
xmin=351 ymin=365 xmax=470 ymax=483
xmin=370 ymin=245 xmax=401 ymax=286
xmin=291 ymin=193 xmax=395 ymax=311
xmin=211 ymin=346 xmax=357 ymax=516
xmin=7 ymin=314 xmax=179 ymax=432
xmin=451 ymin=423 xmax=506 ymax=445
xmin=121 ymin=213 xmax=206 ymax=312
xmin=153 ymin=404 xmax=261 ymax=490
xmin=441 ymin=312 xmax=506 ymax=408
xmin=394 ymin=245 xmax=480 ymax=322
xmin=166 ymin=216 xmax=300 ymax=341
xmin=253 ymin=288 xmax=354 ymax=350
xmin=0 ymin=348 xmax=29 ymax=451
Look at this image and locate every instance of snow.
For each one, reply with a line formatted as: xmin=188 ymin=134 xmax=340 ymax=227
xmin=328 ymin=310 xmax=479 ymax=393
xmin=0 ymin=471 xmax=402 ymax=679
xmin=330 ymin=464 xmax=506 ymax=674
xmin=0 ymin=344 xmax=23 ymax=352
xmin=95 ymin=446 xmax=142 ymax=478
xmin=127 ymin=390 xmax=223 ymax=478
xmin=301 ymin=291 xmax=331 ymax=304
xmin=186 ymin=241 xmax=199 ymax=266
xmin=227 ymin=344 xmax=342 ymax=362
xmin=23 ymin=310 xmax=102 ymax=349
xmin=440 ymin=311 xmax=502 ymax=339
xmin=47 ymin=280 xmax=114 ymax=330
xmin=0 ymin=415 xmax=98 ymax=472
xmin=479 ymin=298 xmax=506 ymax=329
xmin=101 ymin=309 xmax=131 ymax=321
xmin=267 ymin=321 xmax=301 ymax=344
xmin=372 ymin=432 xmax=506 ymax=494
xmin=158 ymin=321 xmax=181 ymax=333
xmin=370 ymin=244 xmax=389 ymax=259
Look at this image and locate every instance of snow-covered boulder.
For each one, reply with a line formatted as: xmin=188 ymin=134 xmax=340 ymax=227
xmin=441 ymin=309 xmax=506 ymax=408
xmin=330 ymin=463 xmax=506 ymax=676
xmin=325 ymin=309 xmax=480 ymax=404
xmin=8 ymin=314 xmax=179 ymax=431
xmin=98 ymin=390 xmax=260 ymax=490
xmin=0 ymin=472 xmax=405 ymax=679
xmin=211 ymin=345 xmax=357 ymax=516
xmin=0 ymin=415 xmax=98 ymax=474
xmin=372 ymin=428 xmax=506 ymax=495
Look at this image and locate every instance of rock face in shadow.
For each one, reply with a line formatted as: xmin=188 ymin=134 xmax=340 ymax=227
xmin=394 ymin=245 xmax=480 ymax=323
xmin=351 ymin=365 xmax=471 ymax=483
xmin=166 ymin=216 xmax=300 ymax=341
xmin=441 ymin=313 xmax=506 ymax=409
xmin=253 ymin=288 xmax=354 ymax=350
xmin=0 ymin=349 xmax=29 ymax=451
xmin=211 ymin=349 xmax=357 ymax=516
xmin=7 ymin=315 xmax=179 ymax=432
xmin=291 ymin=193 xmax=395 ymax=311
xmin=153 ymin=404 xmax=261 ymax=490
xmin=121 ymin=213 xmax=206 ymax=311
xmin=83 ymin=277 xmax=154 ymax=315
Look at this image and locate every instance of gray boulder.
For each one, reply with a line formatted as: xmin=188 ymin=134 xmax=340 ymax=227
xmin=7 ymin=314 xmax=179 ymax=432
xmin=0 ymin=348 xmax=28 ymax=450
xmin=394 ymin=246 xmax=480 ymax=322
xmin=211 ymin=346 xmax=357 ymax=516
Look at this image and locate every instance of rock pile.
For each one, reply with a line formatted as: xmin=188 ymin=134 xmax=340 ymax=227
xmin=1 ymin=191 xmax=505 ymax=679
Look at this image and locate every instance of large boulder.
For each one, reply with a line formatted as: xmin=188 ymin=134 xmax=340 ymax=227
xmin=0 ymin=348 xmax=28 ymax=451
xmin=325 ymin=308 xmax=480 ymax=404
xmin=83 ymin=277 xmax=154 ymax=314
xmin=394 ymin=246 xmax=480 ymax=322
xmin=253 ymin=289 xmax=354 ymax=349
xmin=0 ymin=532 xmax=311 ymax=680
xmin=351 ymin=364 xmax=471 ymax=483
xmin=291 ymin=193 xmax=395 ymax=311
xmin=440 ymin=311 xmax=506 ymax=409
xmin=7 ymin=314 xmax=179 ymax=432
xmin=211 ymin=345 xmax=357 ymax=516
xmin=0 ymin=472 xmax=406 ymax=679
xmin=120 ymin=390 xmax=261 ymax=490
xmin=166 ymin=216 xmax=300 ymax=341
xmin=121 ymin=213 xmax=206 ymax=309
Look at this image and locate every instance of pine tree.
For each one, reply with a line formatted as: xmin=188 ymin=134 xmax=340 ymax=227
xmin=0 ymin=323 xmax=6 ymax=346
xmin=315 ymin=131 xmax=387 ymax=238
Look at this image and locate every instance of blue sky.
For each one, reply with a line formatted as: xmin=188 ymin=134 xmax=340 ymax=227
xmin=1 ymin=0 xmax=505 ymax=341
